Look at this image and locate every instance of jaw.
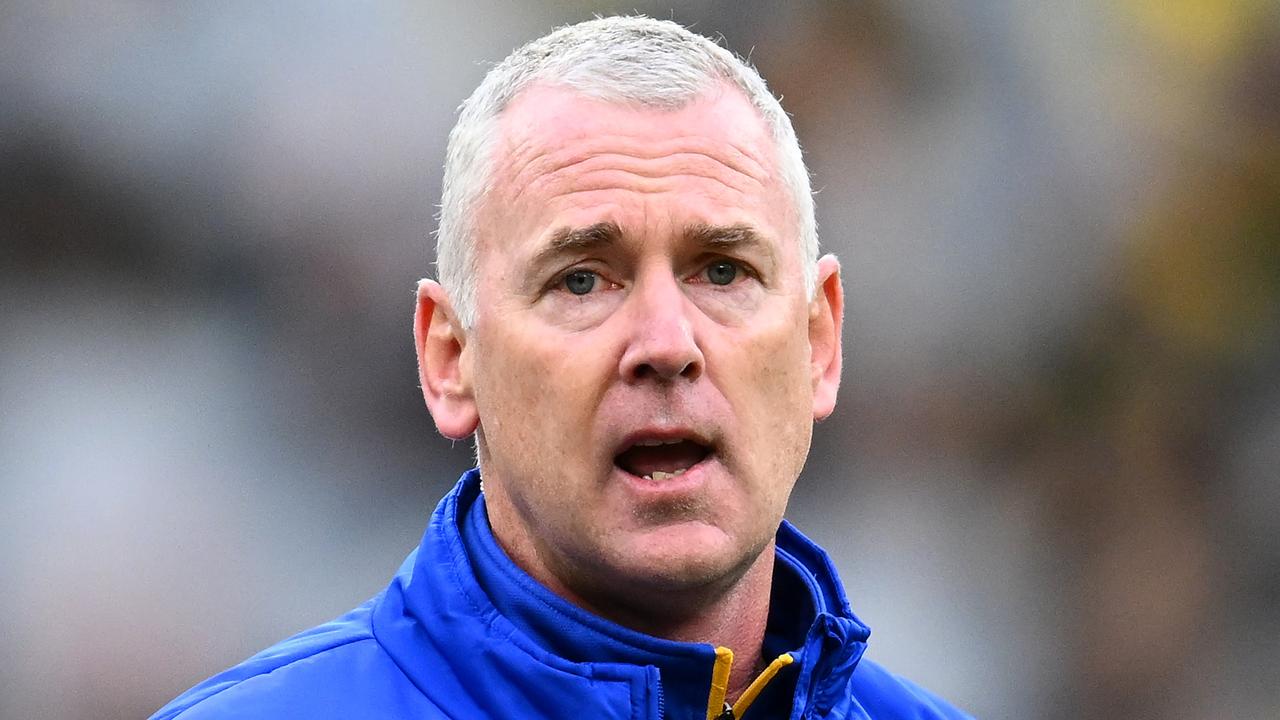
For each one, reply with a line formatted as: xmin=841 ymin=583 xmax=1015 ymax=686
xmin=554 ymin=527 xmax=780 ymax=640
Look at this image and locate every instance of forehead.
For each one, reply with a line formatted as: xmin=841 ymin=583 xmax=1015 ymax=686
xmin=477 ymin=83 xmax=794 ymax=258
xmin=495 ymin=81 xmax=778 ymax=168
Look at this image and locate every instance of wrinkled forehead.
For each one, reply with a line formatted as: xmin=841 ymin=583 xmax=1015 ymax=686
xmin=475 ymin=82 xmax=796 ymax=259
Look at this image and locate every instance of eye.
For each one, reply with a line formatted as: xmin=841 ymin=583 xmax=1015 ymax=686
xmin=705 ymin=261 xmax=739 ymax=286
xmin=563 ymin=269 xmax=598 ymax=295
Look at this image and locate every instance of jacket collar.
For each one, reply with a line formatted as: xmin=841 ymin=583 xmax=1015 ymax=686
xmin=373 ymin=469 xmax=871 ymax=720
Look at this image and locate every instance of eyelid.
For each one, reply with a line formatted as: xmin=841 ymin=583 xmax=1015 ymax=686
xmin=544 ymin=263 xmax=620 ymax=295
xmin=689 ymin=256 xmax=758 ymax=283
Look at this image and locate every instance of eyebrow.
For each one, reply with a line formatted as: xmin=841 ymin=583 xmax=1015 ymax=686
xmin=684 ymin=222 xmax=772 ymax=252
xmin=529 ymin=221 xmax=625 ymax=269
xmin=685 ymin=222 xmax=780 ymax=277
xmin=525 ymin=220 xmax=779 ymax=280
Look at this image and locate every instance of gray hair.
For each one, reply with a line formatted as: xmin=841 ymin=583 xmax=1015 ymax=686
xmin=436 ymin=15 xmax=817 ymax=328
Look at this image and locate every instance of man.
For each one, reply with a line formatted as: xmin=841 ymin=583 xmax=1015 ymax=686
xmin=153 ymin=16 xmax=971 ymax=720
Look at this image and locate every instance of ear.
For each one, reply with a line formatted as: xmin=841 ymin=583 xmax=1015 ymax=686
xmin=414 ymin=279 xmax=479 ymax=439
xmin=808 ymin=255 xmax=844 ymax=421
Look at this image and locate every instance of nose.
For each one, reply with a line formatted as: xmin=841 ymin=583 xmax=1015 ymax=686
xmin=618 ymin=272 xmax=704 ymax=383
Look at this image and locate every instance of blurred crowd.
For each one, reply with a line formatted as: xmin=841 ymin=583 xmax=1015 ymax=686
xmin=2 ymin=2 xmax=1277 ymax=718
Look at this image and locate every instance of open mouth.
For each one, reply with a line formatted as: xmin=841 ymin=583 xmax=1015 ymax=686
xmin=614 ymin=438 xmax=713 ymax=481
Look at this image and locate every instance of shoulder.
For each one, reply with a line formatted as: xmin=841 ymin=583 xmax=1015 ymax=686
xmin=150 ymin=598 xmax=445 ymax=720
xmin=849 ymin=657 xmax=975 ymax=719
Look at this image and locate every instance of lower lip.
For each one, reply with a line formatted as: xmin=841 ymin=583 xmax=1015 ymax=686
xmin=612 ymin=454 xmax=719 ymax=496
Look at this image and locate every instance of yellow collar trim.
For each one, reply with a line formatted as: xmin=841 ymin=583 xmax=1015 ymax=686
xmin=705 ymin=646 xmax=795 ymax=720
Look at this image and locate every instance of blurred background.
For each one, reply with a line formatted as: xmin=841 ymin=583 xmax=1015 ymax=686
xmin=2 ymin=1 xmax=1277 ymax=718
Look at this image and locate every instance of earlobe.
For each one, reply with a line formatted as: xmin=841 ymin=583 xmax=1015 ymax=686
xmin=808 ymin=255 xmax=844 ymax=421
xmin=414 ymin=279 xmax=479 ymax=439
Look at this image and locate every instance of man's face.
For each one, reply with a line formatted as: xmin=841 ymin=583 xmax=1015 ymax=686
xmin=446 ymin=83 xmax=840 ymax=605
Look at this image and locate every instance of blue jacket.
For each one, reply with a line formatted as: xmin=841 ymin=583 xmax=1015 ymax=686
xmin=153 ymin=470 xmax=972 ymax=719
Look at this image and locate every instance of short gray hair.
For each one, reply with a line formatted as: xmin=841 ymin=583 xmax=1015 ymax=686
xmin=436 ymin=15 xmax=817 ymax=328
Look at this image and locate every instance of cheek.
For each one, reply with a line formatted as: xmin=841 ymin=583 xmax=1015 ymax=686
xmin=721 ymin=321 xmax=814 ymax=469
xmin=473 ymin=326 xmax=611 ymax=463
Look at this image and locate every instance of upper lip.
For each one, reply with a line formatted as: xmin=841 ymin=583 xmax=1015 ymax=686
xmin=612 ymin=426 xmax=717 ymax=457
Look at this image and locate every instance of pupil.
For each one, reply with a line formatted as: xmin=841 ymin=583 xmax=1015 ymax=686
xmin=708 ymin=262 xmax=737 ymax=285
xmin=565 ymin=271 xmax=596 ymax=295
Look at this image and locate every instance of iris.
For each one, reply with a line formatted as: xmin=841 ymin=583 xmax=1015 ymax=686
xmin=564 ymin=270 xmax=596 ymax=295
xmin=707 ymin=261 xmax=737 ymax=285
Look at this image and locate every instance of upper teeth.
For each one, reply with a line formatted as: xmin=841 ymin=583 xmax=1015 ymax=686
xmin=635 ymin=439 xmax=685 ymax=447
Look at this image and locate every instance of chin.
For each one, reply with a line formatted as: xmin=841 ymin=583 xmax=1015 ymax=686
xmin=607 ymin=523 xmax=757 ymax=592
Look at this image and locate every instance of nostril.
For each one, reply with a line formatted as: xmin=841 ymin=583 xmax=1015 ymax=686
xmin=630 ymin=358 xmax=699 ymax=382
xmin=618 ymin=316 xmax=705 ymax=382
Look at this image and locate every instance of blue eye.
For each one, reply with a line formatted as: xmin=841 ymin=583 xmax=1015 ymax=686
xmin=706 ymin=261 xmax=738 ymax=286
xmin=563 ymin=270 xmax=597 ymax=295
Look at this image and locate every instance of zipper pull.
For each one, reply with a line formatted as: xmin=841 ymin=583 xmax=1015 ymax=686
xmin=715 ymin=702 xmax=735 ymax=720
